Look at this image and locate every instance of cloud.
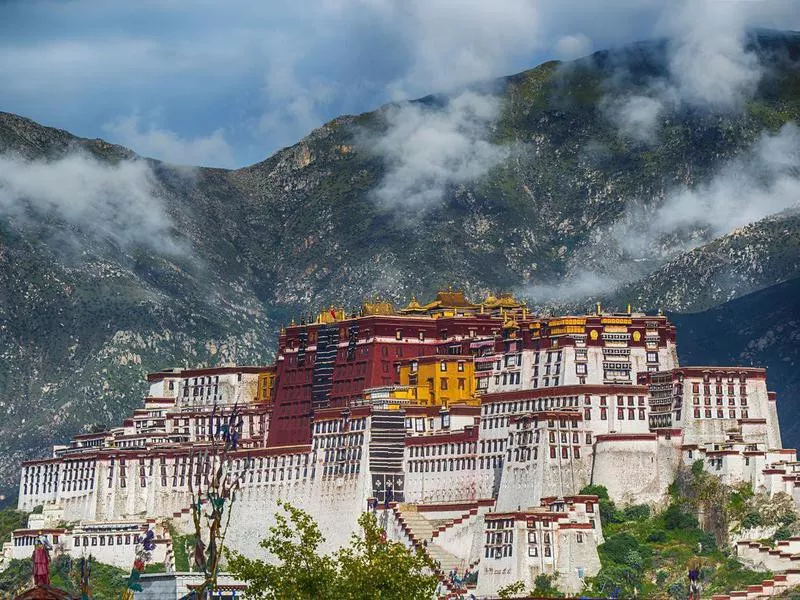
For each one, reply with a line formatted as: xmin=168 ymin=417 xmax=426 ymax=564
xmin=636 ymin=122 xmax=800 ymax=245
xmin=662 ymin=0 xmax=762 ymax=111
xmin=104 ymin=115 xmax=236 ymax=168
xmin=0 ymin=152 xmax=183 ymax=253
xmin=600 ymin=0 xmax=783 ymax=143
xmin=601 ymin=91 xmax=671 ymax=144
xmin=520 ymin=123 xmax=800 ymax=303
xmin=555 ymin=33 xmax=593 ymax=61
xmin=366 ymin=92 xmax=508 ymax=210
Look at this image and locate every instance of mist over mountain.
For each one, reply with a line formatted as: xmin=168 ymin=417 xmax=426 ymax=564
xmin=0 ymin=30 xmax=798 ymax=500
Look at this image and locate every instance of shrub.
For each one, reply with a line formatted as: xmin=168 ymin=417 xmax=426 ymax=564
xmin=664 ymin=504 xmax=699 ymax=530
xmin=774 ymin=526 xmax=792 ymax=541
xmin=699 ymin=532 xmax=717 ymax=554
xmin=741 ymin=511 xmax=762 ymax=529
xmin=647 ymin=528 xmax=667 ymax=543
xmin=691 ymin=460 xmax=705 ymax=476
xmin=580 ymin=484 xmax=610 ymax=500
xmin=622 ymin=504 xmax=651 ymax=522
xmin=601 ymin=533 xmax=641 ymax=564
xmin=600 ymin=498 xmax=620 ymax=524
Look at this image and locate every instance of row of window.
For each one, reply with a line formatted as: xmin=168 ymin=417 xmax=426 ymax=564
xmin=408 ymin=442 xmax=476 ymax=457
xmin=73 ymin=534 xmax=136 ymax=547
xmin=313 ymin=418 xmax=367 ymax=434
xmin=693 ymin=408 xmax=749 ymax=419
xmin=408 ymin=458 xmax=476 ymax=472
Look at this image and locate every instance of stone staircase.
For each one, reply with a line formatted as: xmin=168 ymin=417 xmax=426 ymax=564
xmin=391 ymin=503 xmax=479 ymax=598
xmin=736 ymin=538 xmax=800 ymax=573
xmin=711 ymin=573 xmax=800 ymax=599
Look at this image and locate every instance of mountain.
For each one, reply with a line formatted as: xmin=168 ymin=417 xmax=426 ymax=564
xmin=0 ymin=30 xmax=799 ymax=500
xmin=672 ymin=277 xmax=800 ymax=449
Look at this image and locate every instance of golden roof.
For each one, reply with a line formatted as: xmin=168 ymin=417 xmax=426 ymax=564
xmin=423 ymin=289 xmax=477 ymax=310
xmin=362 ymin=299 xmax=395 ymax=316
xmin=400 ymin=296 xmax=427 ymax=314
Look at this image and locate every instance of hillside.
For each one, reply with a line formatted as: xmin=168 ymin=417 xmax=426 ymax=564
xmin=0 ymin=30 xmax=799 ymax=499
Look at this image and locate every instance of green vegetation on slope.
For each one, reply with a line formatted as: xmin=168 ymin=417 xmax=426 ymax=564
xmin=582 ymin=462 xmax=799 ymax=599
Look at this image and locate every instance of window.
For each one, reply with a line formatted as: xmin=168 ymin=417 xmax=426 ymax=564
xmin=617 ymin=408 xmax=624 ymax=420
xmin=600 ymin=408 xmax=607 ymax=420
xmin=440 ymin=361 xmax=447 ymax=372
xmin=528 ymin=546 xmax=538 ymax=557
xmin=418 ymin=331 xmax=425 ymax=341
xmin=576 ymin=363 xmax=587 ymax=375
xmin=395 ymin=329 xmax=402 ymax=340
xmin=415 ymin=418 xmax=425 ymax=432
xmin=440 ymin=378 xmax=448 ymax=390
xmin=457 ymin=362 xmax=465 ymax=372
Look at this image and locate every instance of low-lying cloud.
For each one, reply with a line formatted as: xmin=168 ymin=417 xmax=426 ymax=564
xmin=0 ymin=152 xmax=183 ymax=254
xmin=520 ymin=123 xmax=800 ymax=304
xmin=602 ymin=0 xmax=766 ymax=144
xmin=367 ymin=91 xmax=508 ymax=210
xmin=104 ymin=115 xmax=236 ymax=168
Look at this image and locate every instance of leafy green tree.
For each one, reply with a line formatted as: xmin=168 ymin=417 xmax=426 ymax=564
xmin=497 ymin=580 xmax=526 ymax=598
xmin=227 ymin=501 xmax=337 ymax=600
xmin=531 ymin=573 xmax=562 ymax=597
xmin=336 ymin=512 xmax=437 ymax=599
xmin=227 ymin=502 xmax=437 ymax=600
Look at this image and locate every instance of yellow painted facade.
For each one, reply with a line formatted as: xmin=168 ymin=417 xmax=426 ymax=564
xmin=256 ymin=367 xmax=276 ymax=404
xmin=397 ymin=356 xmax=479 ymax=406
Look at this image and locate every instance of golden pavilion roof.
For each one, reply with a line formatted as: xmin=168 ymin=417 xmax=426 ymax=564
xmin=400 ymin=296 xmax=427 ymax=314
xmin=361 ymin=299 xmax=395 ymax=316
xmin=422 ymin=289 xmax=477 ymax=310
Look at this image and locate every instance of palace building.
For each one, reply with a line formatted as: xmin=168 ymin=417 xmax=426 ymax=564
xmin=5 ymin=291 xmax=797 ymax=597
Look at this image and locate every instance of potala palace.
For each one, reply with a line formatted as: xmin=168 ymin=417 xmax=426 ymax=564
xmin=4 ymin=291 xmax=797 ymax=598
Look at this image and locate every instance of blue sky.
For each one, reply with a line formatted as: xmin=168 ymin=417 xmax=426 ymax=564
xmin=1 ymin=0 xmax=798 ymax=168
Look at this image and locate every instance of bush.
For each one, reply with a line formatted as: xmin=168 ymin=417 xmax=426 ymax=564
xmin=580 ymin=484 xmax=610 ymax=500
xmin=601 ymin=533 xmax=641 ymax=564
xmin=699 ymin=532 xmax=717 ymax=554
xmin=622 ymin=504 xmax=651 ymax=522
xmin=691 ymin=460 xmax=705 ymax=476
xmin=741 ymin=511 xmax=762 ymax=529
xmin=647 ymin=528 xmax=667 ymax=543
xmin=600 ymin=498 xmax=620 ymax=524
xmin=664 ymin=504 xmax=699 ymax=530
xmin=774 ymin=526 xmax=792 ymax=541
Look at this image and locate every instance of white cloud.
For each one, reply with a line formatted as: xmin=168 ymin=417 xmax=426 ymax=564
xmin=641 ymin=122 xmax=800 ymax=243
xmin=602 ymin=93 xmax=669 ymax=144
xmin=366 ymin=92 xmax=508 ymax=209
xmin=520 ymin=123 xmax=800 ymax=303
xmin=103 ymin=115 xmax=236 ymax=168
xmin=0 ymin=152 xmax=183 ymax=253
xmin=554 ymin=33 xmax=593 ymax=61
xmin=662 ymin=0 xmax=762 ymax=111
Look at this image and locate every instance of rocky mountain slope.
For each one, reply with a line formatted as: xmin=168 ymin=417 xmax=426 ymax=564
xmin=0 ymin=30 xmax=798 ymax=500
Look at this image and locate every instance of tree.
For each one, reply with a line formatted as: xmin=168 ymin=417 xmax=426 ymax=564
xmin=531 ymin=573 xmax=562 ymax=597
xmin=336 ymin=512 xmax=438 ymax=599
xmin=227 ymin=501 xmax=438 ymax=600
xmin=185 ymin=404 xmax=248 ymax=597
xmin=227 ymin=501 xmax=337 ymax=599
xmin=497 ymin=580 xmax=526 ymax=598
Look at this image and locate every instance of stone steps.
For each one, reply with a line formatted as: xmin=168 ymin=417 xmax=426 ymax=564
xmin=711 ymin=572 xmax=800 ymax=598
